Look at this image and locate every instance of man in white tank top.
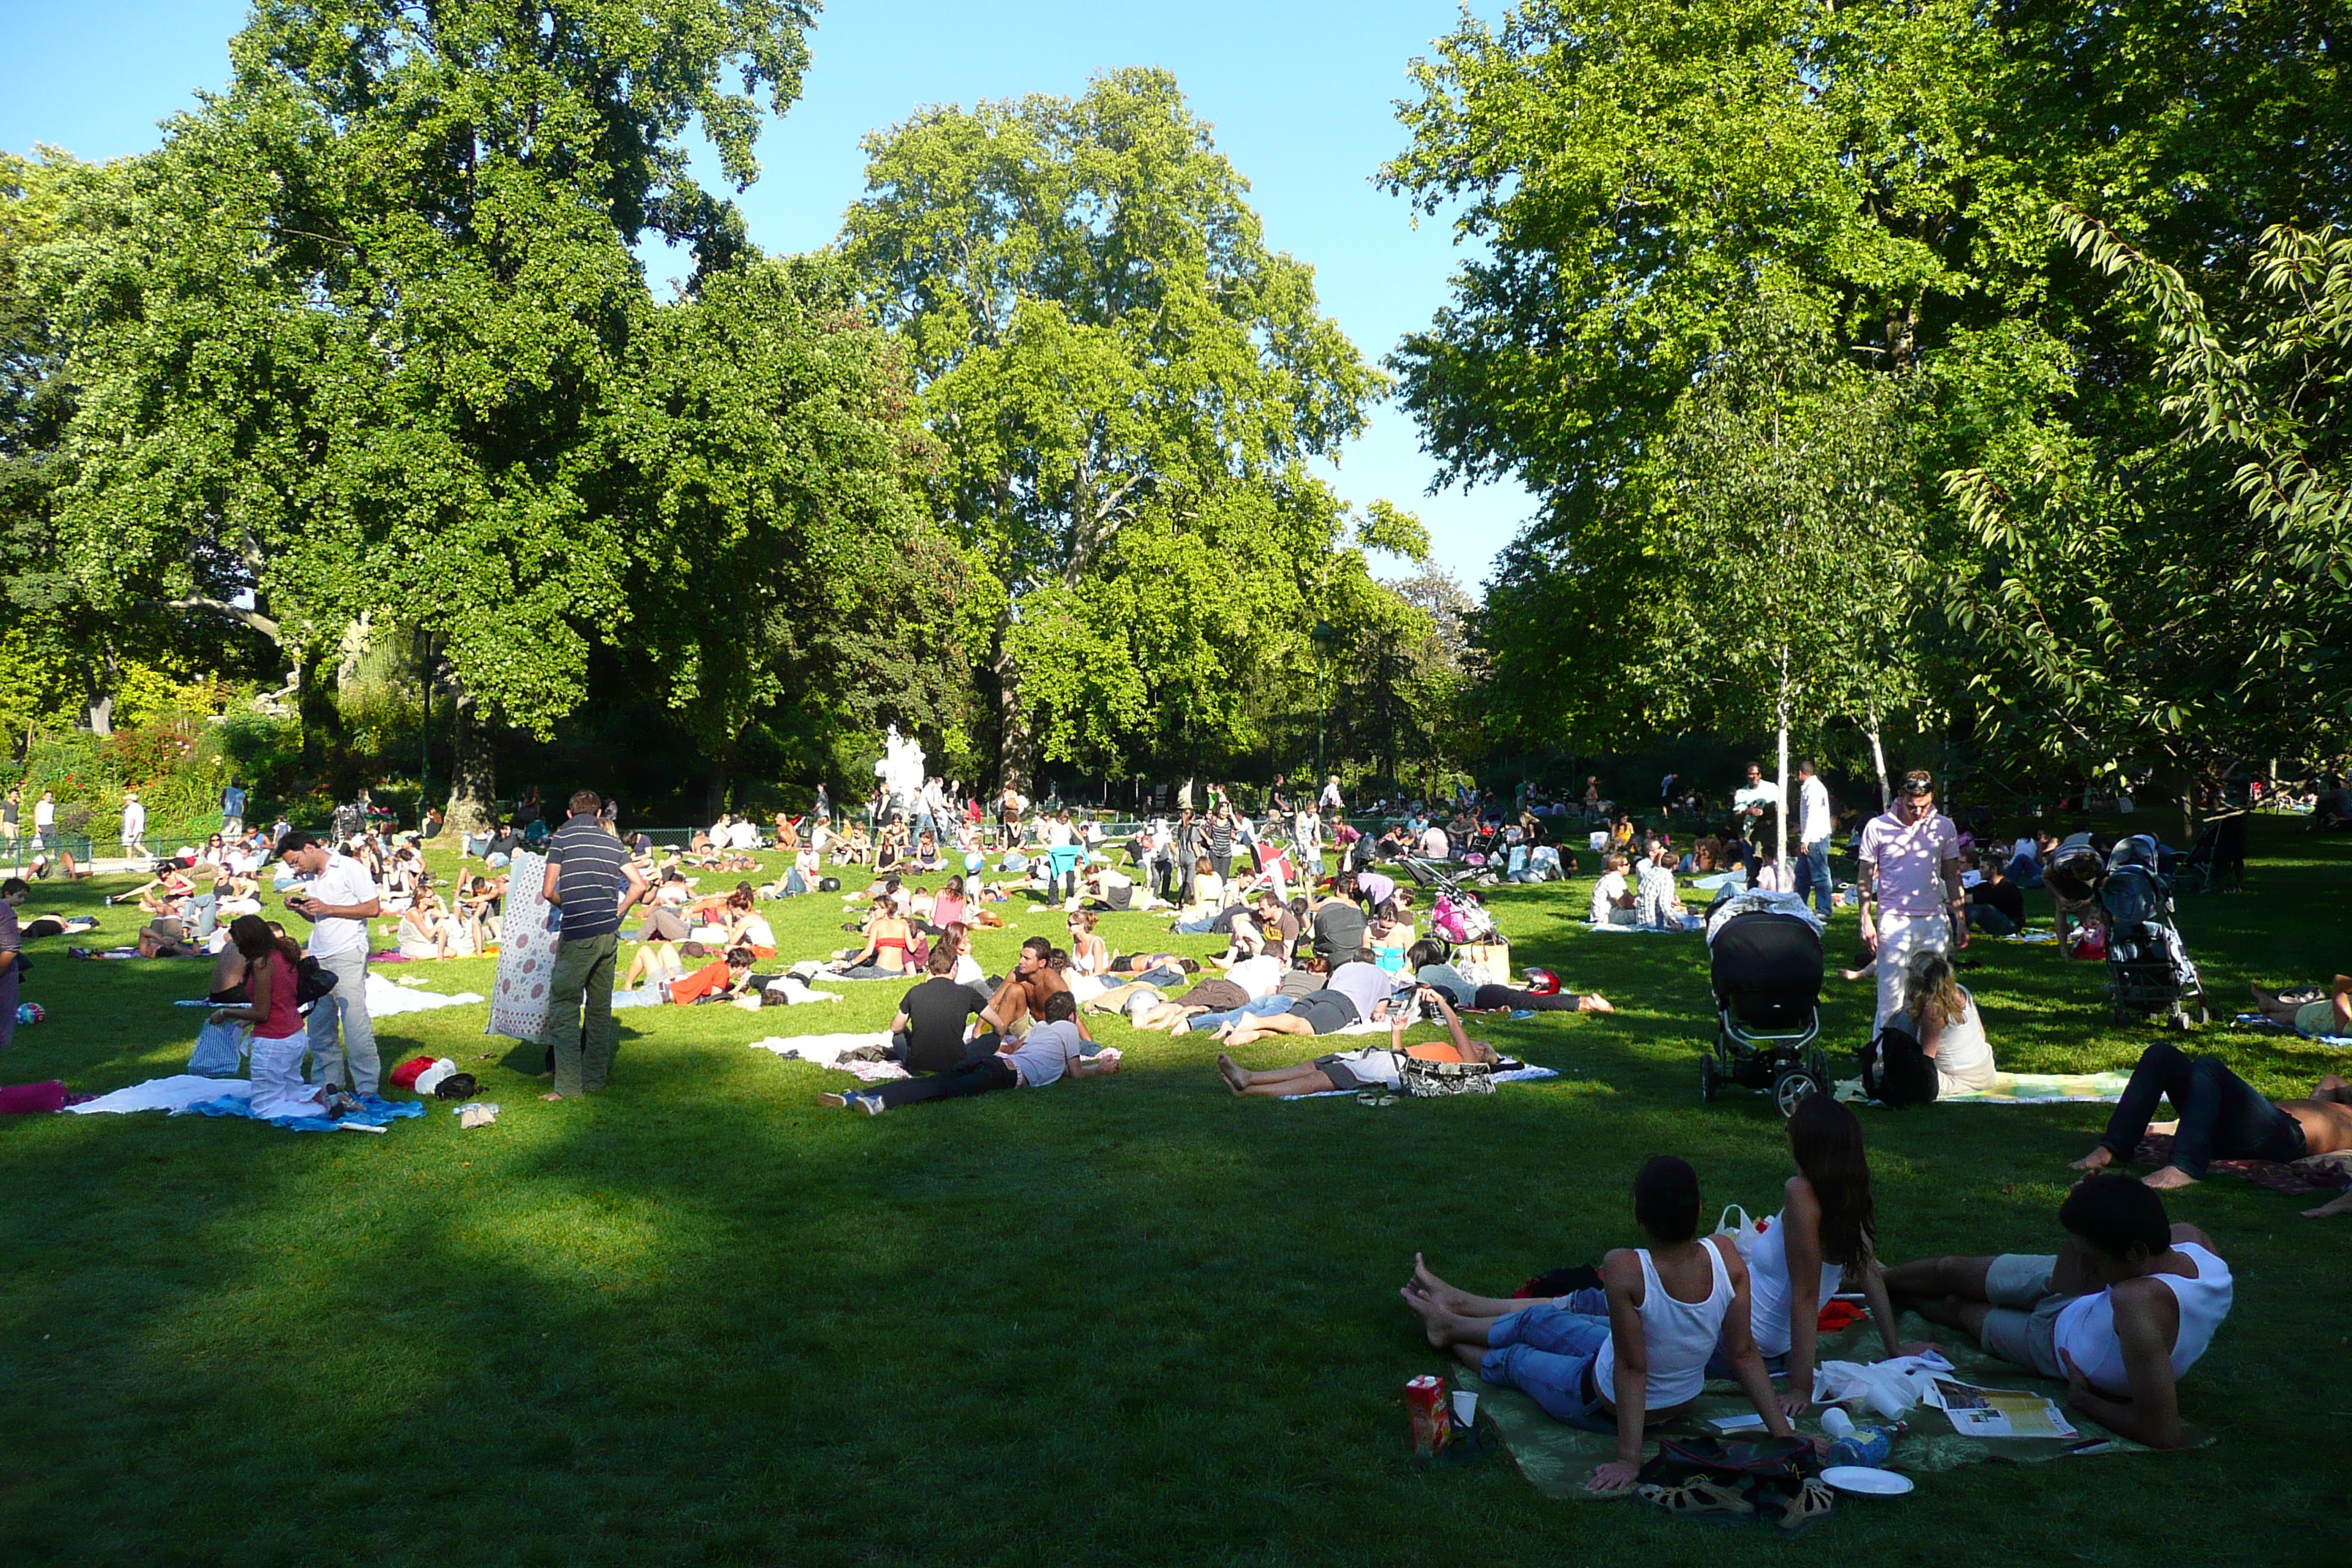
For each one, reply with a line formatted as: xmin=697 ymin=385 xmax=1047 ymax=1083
xmin=1885 ymin=1176 xmax=2229 ymax=1450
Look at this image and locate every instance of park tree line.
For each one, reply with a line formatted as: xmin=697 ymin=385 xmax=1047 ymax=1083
xmin=1 ymin=4 xmax=1452 ymax=828
xmin=1386 ymin=0 xmax=2351 ymax=805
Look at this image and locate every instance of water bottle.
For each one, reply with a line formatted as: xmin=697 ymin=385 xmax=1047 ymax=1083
xmin=1824 ymin=1425 xmax=1893 ymax=1468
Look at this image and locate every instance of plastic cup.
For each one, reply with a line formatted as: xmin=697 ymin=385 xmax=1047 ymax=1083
xmin=1452 ymin=1390 xmax=1478 ymax=1428
xmin=1821 ymin=1406 xmax=1855 ymax=1439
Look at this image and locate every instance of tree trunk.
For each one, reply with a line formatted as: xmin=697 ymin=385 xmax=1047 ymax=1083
xmin=1774 ymin=647 xmax=1791 ymax=856
xmin=1866 ymin=716 xmax=1891 ymax=813
xmin=705 ymin=758 xmax=730 ymax=824
xmin=84 ymin=647 xmax=119 ymax=736
xmin=443 ymin=685 xmax=496 ymax=837
xmin=995 ymin=636 xmax=1036 ymax=797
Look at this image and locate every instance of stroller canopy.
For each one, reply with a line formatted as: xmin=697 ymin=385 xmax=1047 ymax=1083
xmin=1709 ymin=910 xmax=1825 ymax=1028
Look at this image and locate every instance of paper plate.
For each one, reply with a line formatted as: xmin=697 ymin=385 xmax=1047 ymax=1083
xmin=1821 ymin=1466 xmax=1914 ymax=1496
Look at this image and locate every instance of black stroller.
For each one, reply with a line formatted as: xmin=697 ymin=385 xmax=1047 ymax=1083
xmin=2100 ymin=834 xmax=2206 ymax=1030
xmin=1700 ymin=899 xmax=1830 ymax=1117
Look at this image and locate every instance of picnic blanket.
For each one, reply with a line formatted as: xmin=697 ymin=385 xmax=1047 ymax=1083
xmin=365 ymin=973 xmax=485 ymax=1016
xmin=2229 ymin=1012 xmax=2352 ymax=1047
xmin=1836 ymin=1071 xmax=2133 ymax=1107
xmin=68 ymin=1074 xmax=249 ymax=1116
xmin=1458 ymin=1310 xmax=2184 ymax=1503
xmin=180 ymin=1090 xmax=426 ymax=1134
xmin=747 ymin=1033 xmax=912 ymax=1084
xmin=1281 ymin=1064 xmax=1561 ymax=1100
xmin=2134 ymin=1134 xmax=2352 ymax=1196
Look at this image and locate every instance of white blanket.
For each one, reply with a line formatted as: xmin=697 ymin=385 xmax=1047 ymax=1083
xmin=364 ymin=972 xmax=484 ymax=1015
xmin=67 ymin=1075 xmax=255 ymax=1115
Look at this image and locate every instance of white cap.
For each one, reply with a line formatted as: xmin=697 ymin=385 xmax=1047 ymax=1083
xmin=413 ymin=1058 xmax=459 ymax=1096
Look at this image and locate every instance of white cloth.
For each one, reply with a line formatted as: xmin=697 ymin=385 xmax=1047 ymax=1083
xmin=363 ymin=972 xmax=484 ymax=1015
xmin=67 ymin=1074 xmax=254 ymax=1115
xmin=747 ymin=1032 xmax=890 ymax=1066
xmin=299 ymin=853 xmax=381 ymax=957
xmin=1418 ymin=827 xmax=1450 ymax=859
xmin=1812 ymin=1350 xmax=1956 ymax=1418
xmin=1799 ymin=776 xmax=1831 ymax=845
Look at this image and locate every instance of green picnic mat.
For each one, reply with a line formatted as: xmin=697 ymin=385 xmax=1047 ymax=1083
xmin=1455 ymin=1312 xmax=2185 ymax=1503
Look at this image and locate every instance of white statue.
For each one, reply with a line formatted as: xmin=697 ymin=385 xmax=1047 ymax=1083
xmin=874 ymin=726 xmax=927 ymax=822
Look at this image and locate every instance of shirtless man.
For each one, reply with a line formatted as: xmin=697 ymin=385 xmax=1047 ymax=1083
xmin=2067 ymin=1042 xmax=2352 ymax=1190
xmin=1887 ymin=1177 xmax=2230 ymax=1450
xmin=981 ymin=936 xmax=1067 ymax=1037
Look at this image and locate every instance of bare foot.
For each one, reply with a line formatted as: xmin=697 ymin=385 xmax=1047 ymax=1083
xmin=2299 ymin=1191 xmax=2352 ymax=1219
xmin=1215 ymin=1053 xmax=1248 ymax=1095
xmin=2143 ymin=1165 xmax=2198 ymax=1190
xmin=1580 ymin=995 xmax=1614 ymax=1013
xmin=2069 ymin=1145 xmax=2115 ymax=1172
xmin=541 ymin=1091 xmax=565 ymax=1102
xmin=1398 ymin=1283 xmax=1455 ymax=1350
xmin=1411 ymin=1252 xmax=1477 ymax=1315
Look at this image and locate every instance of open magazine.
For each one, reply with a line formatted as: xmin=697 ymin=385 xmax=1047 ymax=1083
xmin=1931 ymin=1377 xmax=2079 ymax=1439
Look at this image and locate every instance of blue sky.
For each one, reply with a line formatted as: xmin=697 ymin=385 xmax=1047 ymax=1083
xmin=0 ymin=0 xmax=1537 ymax=587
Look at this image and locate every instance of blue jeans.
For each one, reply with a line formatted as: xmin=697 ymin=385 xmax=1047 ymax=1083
xmin=1795 ymin=840 xmax=1833 ymax=915
xmin=1480 ymin=1303 xmax=1614 ymax=1428
xmin=1184 ymin=995 xmax=1296 ymax=1031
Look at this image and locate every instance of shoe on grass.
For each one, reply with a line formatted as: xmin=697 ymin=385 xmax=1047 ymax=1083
xmin=854 ymin=1093 xmax=886 ymax=1115
xmin=1509 ymin=1009 xmax=1537 ymax=1020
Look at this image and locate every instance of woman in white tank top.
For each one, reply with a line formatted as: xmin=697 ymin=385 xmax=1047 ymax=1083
xmin=1403 ymin=1156 xmax=1798 ymax=1493
xmin=1732 ymin=1096 xmax=1936 ymax=1414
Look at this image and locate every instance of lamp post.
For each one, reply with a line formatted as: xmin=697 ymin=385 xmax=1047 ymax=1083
xmin=1310 ymin=620 xmax=1338 ymax=779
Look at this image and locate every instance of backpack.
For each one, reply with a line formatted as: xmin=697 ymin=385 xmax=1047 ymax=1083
xmin=1399 ymin=1056 xmax=1496 ymax=1098
xmin=1860 ymin=1022 xmax=1939 ymax=1107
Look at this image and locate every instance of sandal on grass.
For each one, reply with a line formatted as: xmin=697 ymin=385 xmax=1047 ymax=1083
xmin=1639 ymin=1477 xmax=1754 ymax=1523
xmin=1774 ymin=1477 xmax=1835 ymax=1536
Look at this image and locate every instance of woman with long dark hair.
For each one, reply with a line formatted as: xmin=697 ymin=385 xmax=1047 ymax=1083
xmin=1733 ymin=1095 xmax=1933 ymax=1414
xmin=208 ymin=914 xmax=331 ymax=1119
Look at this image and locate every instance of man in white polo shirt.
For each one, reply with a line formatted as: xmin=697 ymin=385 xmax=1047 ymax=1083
xmin=278 ymin=830 xmax=383 ymax=1095
xmin=1857 ymin=769 xmax=1967 ymax=1029
xmin=1794 ymin=759 xmax=1834 ymax=917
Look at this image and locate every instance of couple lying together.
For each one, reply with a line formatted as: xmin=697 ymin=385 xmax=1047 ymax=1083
xmin=1406 ymin=1098 xmax=2227 ymax=1495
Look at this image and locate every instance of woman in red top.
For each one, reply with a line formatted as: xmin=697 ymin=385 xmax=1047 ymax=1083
xmin=210 ymin=915 xmax=331 ymax=1119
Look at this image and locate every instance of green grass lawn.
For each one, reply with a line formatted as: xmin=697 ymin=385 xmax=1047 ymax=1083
xmin=2 ymin=819 xmax=2348 ymax=1566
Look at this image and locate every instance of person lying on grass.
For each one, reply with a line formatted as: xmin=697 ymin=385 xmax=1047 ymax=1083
xmin=1129 ymin=952 xmax=1294 ymax=1034
xmin=819 ymin=990 xmax=1116 ymax=1115
xmin=1208 ymin=957 xmax=1408 ymax=1047
xmin=2068 ymin=1045 xmax=2352 ymax=1193
xmin=1402 ymin=1156 xmax=1798 ymax=1493
xmin=1885 ymin=1175 xmax=2230 ymax=1450
xmin=1401 ymin=940 xmax=1614 ymax=1014
xmin=2248 ymin=974 xmax=2352 ymax=1036
xmin=1214 ymin=984 xmax=1497 ymax=1098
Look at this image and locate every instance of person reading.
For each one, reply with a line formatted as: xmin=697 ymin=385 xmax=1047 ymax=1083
xmin=1400 ymin=1156 xmax=1797 ymax=1493
xmin=821 ymin=991 xmax=1115 ymax=1114
xmin=1886 ymin=1176 xmax=2230 ymax=1450
xmin=1213 ymin=984 xmax=1496 ymax=1098
xmin=2068 ymin=1044 xmax=2352 ymax=1189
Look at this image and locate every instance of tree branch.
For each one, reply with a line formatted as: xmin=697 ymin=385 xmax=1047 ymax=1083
xmin=157 ymin=597 xmax=282 ymax=642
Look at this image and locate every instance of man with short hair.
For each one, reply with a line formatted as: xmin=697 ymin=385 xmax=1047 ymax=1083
xmin=824 ymin=990 xmax=1116 ymax=1114
xmin=1734 ymin=761 xmax=1780 ymax=845
xmin=1 ymin=788 xmax=18 ymax=850
xmin=220 ymin=778 xmax=248 ymax=840
xmin=538 ymin=791 xmax=649 ymax=1101
xmin=1857 ymin=769 xmax=1966 ymax=1028
xmin=31 ymin=790 xmax=54 ymax=852
xmin=278 ymin=830 xmax=383 ymax=1094
xmin=1793 ymin=760 xmax=1833 ymax=917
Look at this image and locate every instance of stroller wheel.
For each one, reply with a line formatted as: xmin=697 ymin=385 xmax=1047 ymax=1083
xmin=1771 ymin=1066 xmax=1821 ymax=1120
xmin=1700 ymin=1054 xmax=1719 ymax=1104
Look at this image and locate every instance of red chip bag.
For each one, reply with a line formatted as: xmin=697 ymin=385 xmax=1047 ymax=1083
xmin=390 ymin=1056 xmax=437 ymax=1089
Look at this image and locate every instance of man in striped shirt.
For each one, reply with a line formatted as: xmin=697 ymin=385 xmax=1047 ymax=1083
xmin=540 ymin=791 xmax=649 ymax=1101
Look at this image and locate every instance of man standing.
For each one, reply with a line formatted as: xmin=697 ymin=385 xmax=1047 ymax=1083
xmin=278 ymin=830 xmax=383 ymax=1095
xmin=31 ymin=790 xmax=54 ymax=852
xmin=1 ymin=788 xmax=18 ymax=853
xmin=1793 ymin=760 xmax=1834 ymax=917
xmin=1735 ymin=762 xmax=1780 ymax=844
xmin=1319 ymin=773 xmax=1344 ymax=818
xmin=220 ymin=777 xmax=248 ymax=840
xmin=120 ymin=791 xmax=148 ymax=859
xmin=1857 ymin=769 xmax=1967 ymax=1028
xmin=538 ymin=791 xmax=647 ymax=1102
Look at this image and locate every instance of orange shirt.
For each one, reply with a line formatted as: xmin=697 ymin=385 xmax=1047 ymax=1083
xmin=669 ymin=960 xmax=734 ymax=1004
xmin=1405 ymin=1043 xmax=1466 ymax=1063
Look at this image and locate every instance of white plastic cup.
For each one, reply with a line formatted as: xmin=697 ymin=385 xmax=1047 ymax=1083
xmin=1820 ymin=1406 xmax=1855 ymax=1439
xmin=1452 ymin=1390 xmax=1478 ymax=1428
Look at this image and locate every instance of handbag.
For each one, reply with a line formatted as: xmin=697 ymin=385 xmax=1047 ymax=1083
xmin=189 ymin=1019 xmax=248 ymax=1077
xmin=1860 ymin=1023 xmax=1938 ymax=1107
xmin=295 ymin=956 xmax=339 ymax=1005
xmin=1400 ymin=1055 xmax=1495 ymax=1098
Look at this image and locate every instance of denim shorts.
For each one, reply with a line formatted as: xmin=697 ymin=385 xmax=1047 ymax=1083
xmin=1978 ymin=1253 xmax=2070 ymax=1379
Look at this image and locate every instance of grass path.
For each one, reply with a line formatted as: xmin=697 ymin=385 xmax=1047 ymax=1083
xmin=1 ymin=819 xmax=2346 ymax=1564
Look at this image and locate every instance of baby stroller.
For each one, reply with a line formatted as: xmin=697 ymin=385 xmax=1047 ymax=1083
xmin=1401 ymin=856 xmax=1504 ymax=943
xmin=2100 ymin=834 xmax=2206 ymax=1030
xmin=1700 ymin=896 xmax=1829 ymax=1117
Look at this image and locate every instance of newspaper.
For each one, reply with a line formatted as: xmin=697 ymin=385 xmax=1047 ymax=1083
xmin=1932 ymin=1378 xmax=2078 ymax=1439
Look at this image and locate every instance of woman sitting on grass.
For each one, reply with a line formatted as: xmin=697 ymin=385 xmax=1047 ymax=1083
xmin=911 ymin=831 xmax=946 ymax=872
xmin=396 ymin=885 xmax=472 ymax=960
xmin=1888 ymin=949 xmax=1997 ymax=1098
xmin=1066 ymin=911 xmax=1112 ymax=976
xmin=720 ymin=888 xmax=776 ymax=958
xmin=1402 ymin=1156 xmax=1797 ymax=1494
xmin=832 ymin=897 xmax=916 ymax=980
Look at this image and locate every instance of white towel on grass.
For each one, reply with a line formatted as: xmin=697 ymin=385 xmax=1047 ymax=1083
xmin=67 ymin=1075 xmax=255 ymax=1115
xmin=364 ymin=973 xmax=483 ymax=1015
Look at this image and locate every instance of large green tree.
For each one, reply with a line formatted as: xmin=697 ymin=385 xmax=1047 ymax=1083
xmin=842 ymin=68 xmax=1409 ymax=791
xmin=32 ymin=0 xmax=866 ymax=826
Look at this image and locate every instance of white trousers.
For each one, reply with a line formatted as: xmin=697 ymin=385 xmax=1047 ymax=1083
xmin=250 ymin=1032 xmax=331 ymax=1119
xmin=1875 ymin=910 xmax=1953 ymax=1029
